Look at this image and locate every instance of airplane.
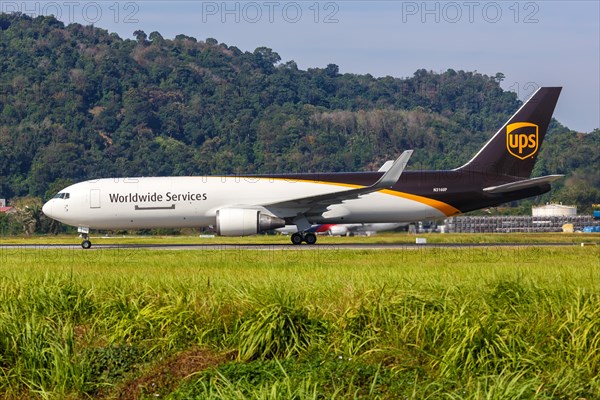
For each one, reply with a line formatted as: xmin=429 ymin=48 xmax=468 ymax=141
xmin=42 ymin=87 xmax=563 ymax=248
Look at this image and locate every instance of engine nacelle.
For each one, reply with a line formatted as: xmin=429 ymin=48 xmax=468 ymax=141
xmin=327 ymin=225 xmax=350 ymax=236
xmin=216 ymin=208 xmax=286 ymax=236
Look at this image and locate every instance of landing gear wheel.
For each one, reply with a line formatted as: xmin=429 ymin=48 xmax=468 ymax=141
xmin=81 ymin=239 xmax=92 ymax=249
xmin=304 ymin=232 xmax=317 ymax=245
xmin=291 ymin=233 xmax=303 ymax=245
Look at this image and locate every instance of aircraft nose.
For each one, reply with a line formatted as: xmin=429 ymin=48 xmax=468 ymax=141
xmin=42 ymin=201 xmax=53 ymax=218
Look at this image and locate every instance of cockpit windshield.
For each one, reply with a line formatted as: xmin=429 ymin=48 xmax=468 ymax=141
xmin=53 ymin=193 xmax=70 ymax=199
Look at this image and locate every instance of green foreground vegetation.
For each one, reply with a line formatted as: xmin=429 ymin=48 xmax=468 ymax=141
xmin=0 ymin=242 xmax=598 ymax=399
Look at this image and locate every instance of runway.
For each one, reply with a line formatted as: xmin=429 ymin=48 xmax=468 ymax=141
xmin=0 ymin=242 xmax=594 ymax=251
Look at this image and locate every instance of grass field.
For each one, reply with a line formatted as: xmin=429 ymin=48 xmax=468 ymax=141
xmin=0 ymin=235 xmax=598 ymax=399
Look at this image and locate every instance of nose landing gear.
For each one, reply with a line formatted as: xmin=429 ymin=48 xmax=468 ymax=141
xmin=78 ymin=227 xmax=92 ymax=249
xmin=81 ymin=237 xmax=92 ymax=249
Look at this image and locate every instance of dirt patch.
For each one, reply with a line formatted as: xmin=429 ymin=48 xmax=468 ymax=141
xmin=112 ymin=347 xmax=235 ymax=400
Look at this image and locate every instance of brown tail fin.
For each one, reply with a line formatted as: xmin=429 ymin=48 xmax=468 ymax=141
xmin=458 ymin=87 xmax=561 ymax=178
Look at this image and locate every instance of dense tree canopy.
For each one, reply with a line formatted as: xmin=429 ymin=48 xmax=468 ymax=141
xmin=0 ymin=13 xmax=598 ymax=213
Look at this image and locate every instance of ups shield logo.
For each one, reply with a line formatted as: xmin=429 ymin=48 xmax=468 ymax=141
xmin=506 ymin=122 xmax=538 ymax=160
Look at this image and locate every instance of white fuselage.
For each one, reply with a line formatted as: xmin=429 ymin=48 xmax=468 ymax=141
xmin=42 ymin=176 xmax=446 ymax=230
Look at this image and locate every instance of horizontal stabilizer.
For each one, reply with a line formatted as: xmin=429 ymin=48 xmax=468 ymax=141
xmin=483 ymin=175 xmax=564 ymax=194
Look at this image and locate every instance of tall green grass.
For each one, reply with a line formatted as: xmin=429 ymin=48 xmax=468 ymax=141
xmin=0 ymin=245 xmax=597 ymax=398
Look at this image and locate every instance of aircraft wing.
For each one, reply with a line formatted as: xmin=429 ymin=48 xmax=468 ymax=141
xmin=483 ymin=175 xmax=564 ymax=194
xmin=264 ymin=150 xmax=413 ymax=217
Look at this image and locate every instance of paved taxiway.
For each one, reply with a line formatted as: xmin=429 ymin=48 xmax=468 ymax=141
xmin=0 ymin=242 xmax=594 ymax=251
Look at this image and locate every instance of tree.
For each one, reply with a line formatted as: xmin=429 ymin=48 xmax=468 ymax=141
xmin=10 ymin=197 xmax=44 ymax=235
xmin=253 ymin=47 xmax=281 ymax=72
xmin=325 ymin=63 xmax=339 ymax=77
xmin=149 ymin=31 xmax=164 ymax=43
xmin=133 ymin=29 xmax=147 ymax=43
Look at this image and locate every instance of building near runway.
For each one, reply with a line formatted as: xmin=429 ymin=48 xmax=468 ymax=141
xmin=0 ymin=199 xmax=14 ymax=214
xmin=532 ymin=204 xmax=577 ymax=217
xmin=445 ymin=204 xmax=599 ymax=233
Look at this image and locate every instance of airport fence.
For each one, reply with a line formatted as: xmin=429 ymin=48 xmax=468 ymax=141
xmin=445 ymin=215 xmax=600 ymax=233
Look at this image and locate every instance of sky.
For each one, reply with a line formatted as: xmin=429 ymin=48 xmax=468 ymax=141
xmin=6 ymin=1 xmax=599 ymax=132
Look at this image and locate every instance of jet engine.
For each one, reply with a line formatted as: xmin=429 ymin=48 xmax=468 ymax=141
xmin=327 ymin=225 xmax=351 ymax=236
xmin=216 ymin=208 xmax=286 ymax=236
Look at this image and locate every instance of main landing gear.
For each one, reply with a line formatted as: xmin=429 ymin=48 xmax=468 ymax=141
xmin=290 ymin=214 xmax=317 ymax=245
xmin=290 ymin=232 xmax=317 ymax=245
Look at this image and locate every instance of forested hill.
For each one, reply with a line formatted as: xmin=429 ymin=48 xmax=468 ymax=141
xmin=0 ymin=13 xmax=598 ymax=212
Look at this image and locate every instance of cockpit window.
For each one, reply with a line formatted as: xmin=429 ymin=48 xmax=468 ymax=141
xmin=52 ymin=193 xmax=70 ymax=199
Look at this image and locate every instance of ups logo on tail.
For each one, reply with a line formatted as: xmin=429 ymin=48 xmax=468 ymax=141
xmin=506 ymin=122 xmax=538 ymax=160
